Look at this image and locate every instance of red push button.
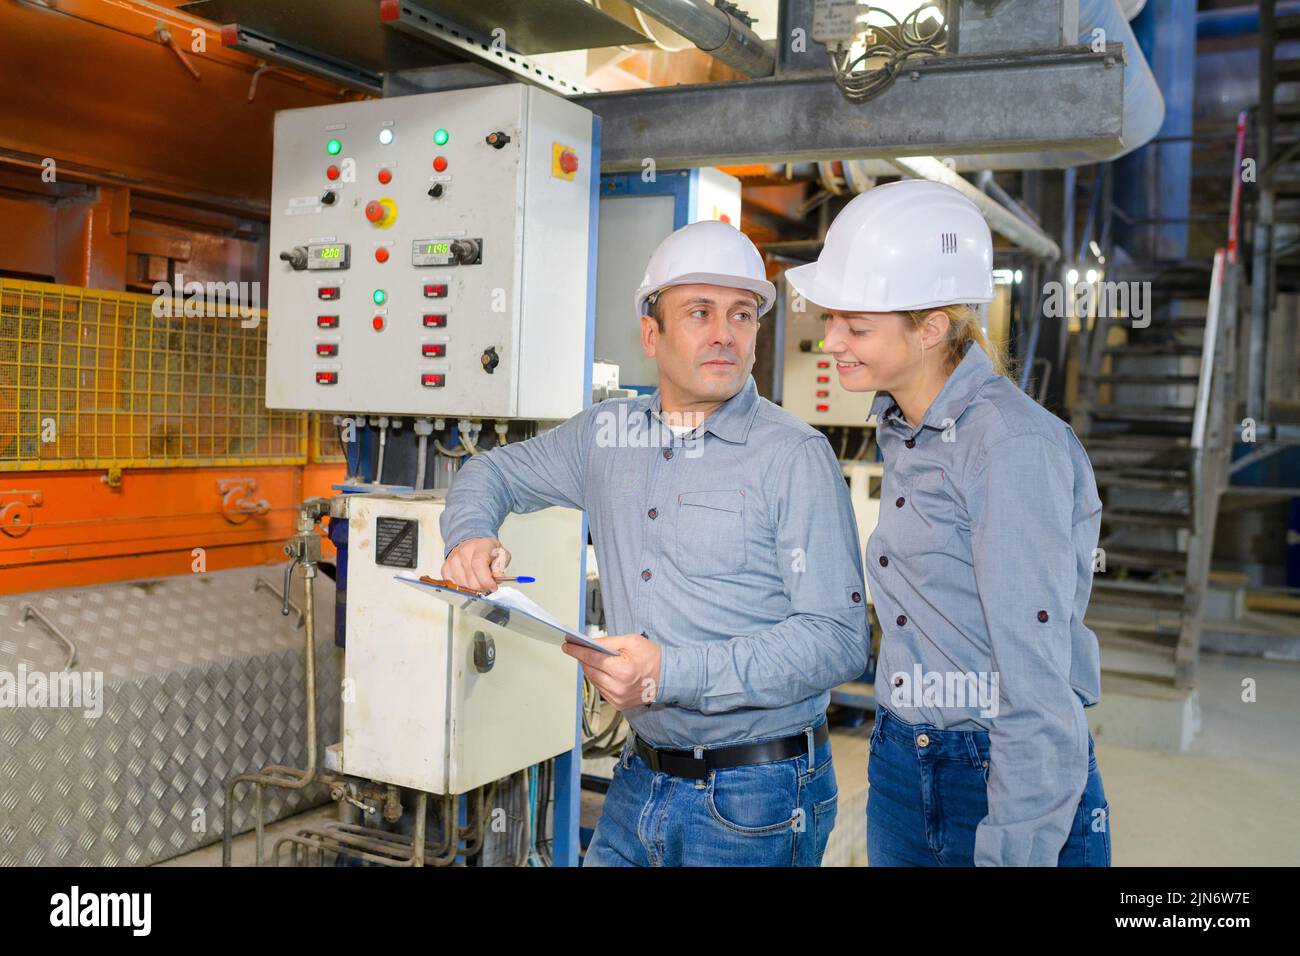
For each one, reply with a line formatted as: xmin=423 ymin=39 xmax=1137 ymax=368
xmin=816 ymin=403 xmax=830 ymax=412
xmin=421 ymin=373 xmax=445 ymax=388
xmin=372 ymin=315 xmax=386 ymax=331
xmin=421 ymin=343 xmax=446 ymax=358
xmin=316 ymin=342 xmax=338 ymax=357
xmin=326 ymin=165 xmax=340 ymax=181
xmin=559 ymin=150 xmax=578 ymax=174
xmin=317 ymin=315 xmax=339 ymax=328
xmin=432 ymin=156 xmax=448 ymax=172
xmin=318 ymin=287 xmax=340 ymax=300
xmin=365 ymin=201 xmax=385 ymax=223
xmin=377 ymin=168 xmax=392 ymax=184
xmin=816 ymin=360 xmax=830 ymax=368
xmin=423 ymin=284 xmax=448 ymax=298
xmin=816 ymin=375 xmax=830 ymax=383
xmin=316 ymin=371 xmax=338 ymax=385
xmin=375 ymin=247 xmax=389 ymax=263
xmin=422 ymin=313 xmax=447 ymax=328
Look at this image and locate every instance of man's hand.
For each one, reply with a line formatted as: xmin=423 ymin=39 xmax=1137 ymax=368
xmin=440 ymin=537 xmax=512 ymax=593
xmin=562 ymin=634 xmax=662 ymax=712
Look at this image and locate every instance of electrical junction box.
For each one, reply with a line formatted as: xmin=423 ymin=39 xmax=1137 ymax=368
xmin=265 ymin=84 xmax=595 ymax=420
xmin=341 ymin=491 xmax=583 ymax=795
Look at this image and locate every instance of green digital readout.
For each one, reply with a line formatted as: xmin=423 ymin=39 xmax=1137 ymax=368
xmin=315 ymin=246 xmax=343 ymax=259
xmin=422 ymin=242 xmax=451 ymax=255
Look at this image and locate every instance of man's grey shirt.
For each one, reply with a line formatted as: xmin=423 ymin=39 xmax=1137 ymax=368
xmin=867 ymin=341 xmax=1103 ymax=866
xmin=441 ymin=376 xmax=870 ymax=749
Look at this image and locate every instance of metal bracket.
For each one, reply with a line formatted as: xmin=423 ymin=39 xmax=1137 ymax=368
xmin=20 ymin=605 xmax=77 ymax=671
xmin=0 ymin=490 xmax=43 ymax=538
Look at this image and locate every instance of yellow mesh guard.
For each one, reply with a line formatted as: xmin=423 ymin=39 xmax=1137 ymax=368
xmin=0 ymin=279 xmax=308 ymax=471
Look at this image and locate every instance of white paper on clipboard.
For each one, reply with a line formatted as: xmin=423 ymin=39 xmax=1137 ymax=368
xmin=394 ymin=574 xmax=618 ymax=655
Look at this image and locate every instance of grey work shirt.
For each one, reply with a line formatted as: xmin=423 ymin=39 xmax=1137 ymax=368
xmin=867 ymin=339 xmax=1103 ymax=866
xmin=440 ymin=375 xmax=870 ymax=749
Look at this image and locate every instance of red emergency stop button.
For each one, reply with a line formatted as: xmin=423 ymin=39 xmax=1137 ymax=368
xmin=559 ymin=150 xmax=578 ymax=174
xmin=326 ymin=165 xmax=340 ymax=181
xmin=372 ymin=315 xmax=386 ymax=331
xmin=375 ymin=247 xmax=390 ymax=263
xmin=365 ymin=201 xmax=385 ymax=222
xmin=433 ymin=156 xmax=448 ymax=172
xmin=378 ymin=168 xmax=392 ymax=184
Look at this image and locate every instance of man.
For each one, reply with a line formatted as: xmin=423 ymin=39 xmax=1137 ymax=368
xmin=439 ymin=219 xmax=869 ymax=866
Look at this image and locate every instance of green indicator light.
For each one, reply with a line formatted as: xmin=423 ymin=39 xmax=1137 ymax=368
xmin=372 ymin=289 xmax=386 ymax=305
xmin=326 ymin=138 xmax=342 ymax=155
xmin=433 ymin=128 xmax=449 ymax=146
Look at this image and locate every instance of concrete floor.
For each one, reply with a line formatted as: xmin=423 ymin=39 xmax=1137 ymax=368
xmin=165 ymin=650 xmax=1300 ymax=867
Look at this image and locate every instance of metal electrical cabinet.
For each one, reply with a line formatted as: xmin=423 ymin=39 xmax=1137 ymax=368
xmin=341 ymin=491 xmax=583 ymax=795
xmin=265 ymin=84 xmax=594 ymax=421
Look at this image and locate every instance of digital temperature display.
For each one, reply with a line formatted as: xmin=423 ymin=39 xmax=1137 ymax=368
xmin=421 ymin=242 xmax=450 ymax=256
xmin=306 ymin=242 xmax=349 ymax=270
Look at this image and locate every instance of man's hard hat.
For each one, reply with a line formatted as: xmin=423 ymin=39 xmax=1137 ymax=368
xmin=785 ymin=180 xmax=994 ymax=313
xmin=634 ymin=219 xmax=777 ymax=319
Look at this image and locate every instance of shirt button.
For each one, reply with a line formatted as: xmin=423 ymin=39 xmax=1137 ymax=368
xmin=647 ymin=508 xmax=658 ymax=519
xmin=895 ymin=496 xmax=905 ymax=508
xmin=896 ymin=614 xmax=907 ymax=626
xmin=916 ymin=734 xmax=930 ymax=747
xmin=894 ymin=676 xmax=904 ymax=688
xmin=1037 ymin=609 xmax=1049 ymax=622
xmin=879 ymin=555 xmax=888 ymax=567
xmin=641 ymin=569 xmax=652 ymax=581
xmin=662 ymin=449 xmax=673 ymax=460
xmin=905 ymin=438 xmax=916 ymax=449
xmin=851 ymin=591 xmax=862 ymax=603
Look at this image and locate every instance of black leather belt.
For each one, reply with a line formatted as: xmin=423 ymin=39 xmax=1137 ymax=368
xmin=633 ymin=722 xmax=829 ymax=780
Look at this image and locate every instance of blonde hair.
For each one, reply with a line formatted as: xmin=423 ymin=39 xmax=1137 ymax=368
xmin=903 ymin=304 xmax=1012 ymax=379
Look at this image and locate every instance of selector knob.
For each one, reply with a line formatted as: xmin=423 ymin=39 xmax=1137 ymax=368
xmin=451 ymin=238 xmax=480 ymax=265
xmin=279 ymin=246 xmax=308 ymax=271
xmin=321 ymin=190 xmax=337 ymax=205
xmin=480 ymin=346 xmax=499 ymax=374
xmin=427 ymin=184 xmax=444 ymax=199
xmin=485 ymin=131 xmax=511 ymax=149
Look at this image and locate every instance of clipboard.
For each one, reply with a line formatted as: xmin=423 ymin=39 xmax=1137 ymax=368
xmin=395 ymin=574 xmax=618 ymax=656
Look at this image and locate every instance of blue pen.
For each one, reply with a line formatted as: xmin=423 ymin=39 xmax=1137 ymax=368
xmin=497 ymin=576 xmax=535 ymax=584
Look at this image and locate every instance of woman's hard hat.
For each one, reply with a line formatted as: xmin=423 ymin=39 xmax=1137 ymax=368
xmin=785 ymin=180 xmax=994 ymax=312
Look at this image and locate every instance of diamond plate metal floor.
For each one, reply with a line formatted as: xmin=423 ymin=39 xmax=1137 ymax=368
xmin=0 ymin=565 xmax=340 ymax=866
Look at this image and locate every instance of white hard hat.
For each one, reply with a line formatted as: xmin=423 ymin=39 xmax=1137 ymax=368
xmin=634 ymin=219 xmax=777 ymax=319
xmin=785 ymin=180 xmax=994 ymax=312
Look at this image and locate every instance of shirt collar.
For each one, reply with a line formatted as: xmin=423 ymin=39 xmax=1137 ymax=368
xmin=647 ymin=375 xmax=761 ymax=444
xmin=869 ymin=339 xmax=996 ymax=434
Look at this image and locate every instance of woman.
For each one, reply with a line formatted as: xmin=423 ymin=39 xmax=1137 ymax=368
xmin=786 ymin=179 xmax=1111 ymax=866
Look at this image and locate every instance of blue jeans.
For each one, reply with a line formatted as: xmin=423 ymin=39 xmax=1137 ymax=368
xmin=583 ymin=720 xmax=839 ymax=867
xmin=866 ymin=707 xmax=1112 ymax=866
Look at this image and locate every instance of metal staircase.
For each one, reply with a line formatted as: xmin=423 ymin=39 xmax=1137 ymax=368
xmin=1074 ymin=255 xmax=1237 ymax=690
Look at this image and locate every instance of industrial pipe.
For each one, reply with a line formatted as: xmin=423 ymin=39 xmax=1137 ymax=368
xmin=624 ymin=0 xmax=775 ymax=77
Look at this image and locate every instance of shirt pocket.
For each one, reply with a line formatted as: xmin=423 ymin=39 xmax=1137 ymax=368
xmin=892 ymin=470 xmax=956 ymax=558
xmin=674 ymin=489 xmax=746 ymax=576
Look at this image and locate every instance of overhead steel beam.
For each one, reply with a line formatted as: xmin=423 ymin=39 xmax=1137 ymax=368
xmin=575 ymin=44 xmax=1128 ymax=172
